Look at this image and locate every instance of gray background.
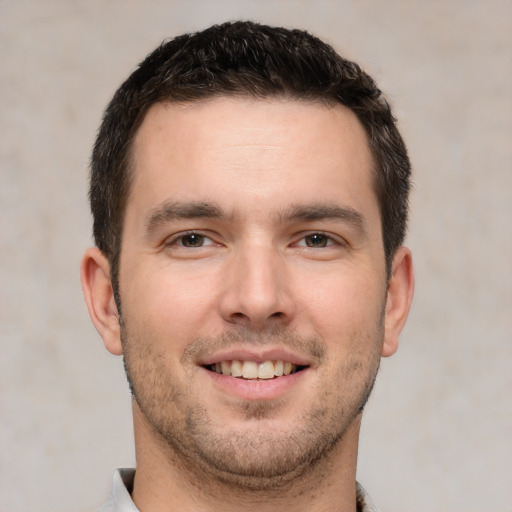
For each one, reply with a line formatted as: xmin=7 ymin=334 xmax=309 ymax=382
xmin=1 ymin=1 xmax=511 ymax=511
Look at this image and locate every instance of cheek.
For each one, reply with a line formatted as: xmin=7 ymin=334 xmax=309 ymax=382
xmin=122 ymin=262 xmax=221 ymax=342
xmin=299 ymin=270 xmax=385 ymax=331
xmin=296 ymin=271 xmax=386 ymax=376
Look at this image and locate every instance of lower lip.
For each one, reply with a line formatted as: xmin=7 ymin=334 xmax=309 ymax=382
xmin=201 ymin=367 xmax=308 ymax=401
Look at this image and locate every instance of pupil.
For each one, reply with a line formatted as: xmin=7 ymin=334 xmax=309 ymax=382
xmin=183 ymin=234 xmax=203 ymax=247
xmin=307 ymin=234 xmax=327 ymax=247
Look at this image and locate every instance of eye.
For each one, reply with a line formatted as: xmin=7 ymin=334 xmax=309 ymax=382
xmin=297 ymin=233 xmax=335 ymax=248
xmin=171 ymin=232 xmax=215 ymax=248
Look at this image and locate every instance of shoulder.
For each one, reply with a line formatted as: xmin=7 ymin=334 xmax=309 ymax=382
xmin=97 ymin=468 xmax=138 ymax=512
xmin=356 ymin=481 xmax=381 ymax=512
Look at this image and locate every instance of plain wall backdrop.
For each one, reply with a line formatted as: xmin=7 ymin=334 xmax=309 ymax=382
xmin=1 ymin=1 xmax=511 ymax=511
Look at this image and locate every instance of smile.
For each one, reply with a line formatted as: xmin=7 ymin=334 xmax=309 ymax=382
xmin=205 ymin=360 xmax=307 ymax=380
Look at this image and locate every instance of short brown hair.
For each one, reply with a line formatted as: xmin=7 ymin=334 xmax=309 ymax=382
xmin=90 ymin=21 xmax=411 ymax=296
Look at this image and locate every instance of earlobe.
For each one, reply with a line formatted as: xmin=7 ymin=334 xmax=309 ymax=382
xmin=382 ymin=246 xmax=415 ymax=357
xmin=80 ymin=247 xmax=123 ymax=355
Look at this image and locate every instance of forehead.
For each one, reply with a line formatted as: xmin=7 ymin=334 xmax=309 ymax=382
xmin=128 ymin=97 xmax=378 ymax=223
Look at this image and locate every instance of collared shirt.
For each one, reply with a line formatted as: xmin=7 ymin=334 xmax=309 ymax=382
xmin=98 ymin=468 xmax=380 ymax=512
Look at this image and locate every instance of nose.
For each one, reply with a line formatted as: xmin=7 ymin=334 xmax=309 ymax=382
xmin=218 ymin=243 xmax=295 ymax=329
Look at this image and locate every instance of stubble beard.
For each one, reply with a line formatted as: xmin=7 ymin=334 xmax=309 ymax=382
xmin=121 ymin=323 xmax=383 ymax=491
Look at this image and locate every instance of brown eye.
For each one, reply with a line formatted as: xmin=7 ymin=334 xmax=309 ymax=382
xmin=180 ymin=234 xmax=206 ymax=247
xmin=304 ymin=234 xmax=330 ymax=247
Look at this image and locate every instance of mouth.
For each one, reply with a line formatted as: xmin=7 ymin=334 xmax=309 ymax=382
xmin=204 ymin=360 xmax=309 ymax=380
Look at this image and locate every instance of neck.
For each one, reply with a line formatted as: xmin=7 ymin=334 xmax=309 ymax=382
xmin=130 ymin=401 xmax=362 ymax=512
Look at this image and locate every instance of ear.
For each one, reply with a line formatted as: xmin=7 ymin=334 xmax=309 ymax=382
xmin=382 ymin=246 xmax=415 ymax=357
xmin=80 ymin=247 xmax=123 ymax=355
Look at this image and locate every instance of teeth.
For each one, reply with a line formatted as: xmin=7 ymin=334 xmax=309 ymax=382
xmin=258 ymin=361 xmax=275 ymax=380
xmin=231 ymin=360 xmax=243 ymax=377
xmin=209 ymin=360 xmax=300 ymax=379
xmin=242 ymin=361 xmax=258 ymax=379
xmin=221 ymin=361 xmax=231 ymax=375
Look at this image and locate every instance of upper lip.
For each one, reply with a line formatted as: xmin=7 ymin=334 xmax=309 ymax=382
xmin=199 ymin=347 xmax=315 ymax=367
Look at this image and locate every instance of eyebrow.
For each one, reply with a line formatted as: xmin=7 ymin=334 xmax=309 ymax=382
xmin=145 ymin=201 xmax=227 ymax=233
xmin=280 ymin=203 xmax=368 ymax=234
xmin=145 ymin=200 xmax=367 ymax=235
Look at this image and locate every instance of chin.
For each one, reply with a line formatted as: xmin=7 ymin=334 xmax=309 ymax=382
xmin=149 ymin=400 xmax=358 ymax=491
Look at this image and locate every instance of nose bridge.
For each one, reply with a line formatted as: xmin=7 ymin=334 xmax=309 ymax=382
xmin=220 ymin=238 xmax=292 ymax=326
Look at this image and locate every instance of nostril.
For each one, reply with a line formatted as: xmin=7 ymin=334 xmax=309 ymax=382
xmin=225 ymin=310 xmax=288 ymax=326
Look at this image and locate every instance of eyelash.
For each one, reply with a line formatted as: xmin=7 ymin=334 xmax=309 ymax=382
xmin=165 ymin=231 xmax=343 ymax=250
xmin=294 ymin=232 xmax=340 ymax=248
xmin=166 ymin=231 xmax=217 ymax=248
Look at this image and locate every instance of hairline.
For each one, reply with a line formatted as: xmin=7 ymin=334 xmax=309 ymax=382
xmin=110 ymin=91 xmax=391 ymax=298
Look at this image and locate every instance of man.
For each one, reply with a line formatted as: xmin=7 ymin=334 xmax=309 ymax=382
xmin=81 ymin=21 xmax=414 ymax=512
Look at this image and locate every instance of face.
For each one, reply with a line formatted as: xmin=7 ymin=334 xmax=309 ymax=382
xmin=118 ymin=97 xmax=393 ymax=485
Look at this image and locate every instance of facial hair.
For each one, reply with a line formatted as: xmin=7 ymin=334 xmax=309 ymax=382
xmin=121 ymin=322 xmax=383 ymax=490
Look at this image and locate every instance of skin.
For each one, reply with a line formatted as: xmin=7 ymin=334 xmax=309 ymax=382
xmin=81 ymin=97 xmax=414 ymax=512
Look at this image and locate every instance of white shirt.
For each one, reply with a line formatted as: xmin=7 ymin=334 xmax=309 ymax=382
xmin=98 ymin=468 xmax=380 ymax=511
